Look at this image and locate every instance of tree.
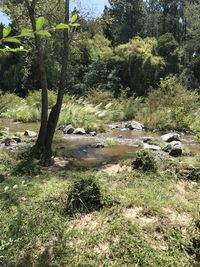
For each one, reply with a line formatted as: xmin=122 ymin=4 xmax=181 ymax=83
xmin=157 ymin=32 xmax=180 ymax=75
xmin=180 ymin=0 xmax=200 ymax=88
xmin=113 ymin=37 xmax=165 ymax=96
xmin=0 ymin=0 xmax=79 ymax=158
xmin=145 ymin=0 xmax=186 ymax=43
xmin=102 ymin=0 xmax=147 ymax=44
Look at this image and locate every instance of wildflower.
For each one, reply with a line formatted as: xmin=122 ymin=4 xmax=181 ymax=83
xmin=13 ymin=184 xmax=18 ymax=190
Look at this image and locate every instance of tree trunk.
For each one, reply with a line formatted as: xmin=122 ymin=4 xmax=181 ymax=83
xmin=44 ymin=0 xmax=70 ymax=157
xmin=25 ymin=0 xmax=49 ymax=152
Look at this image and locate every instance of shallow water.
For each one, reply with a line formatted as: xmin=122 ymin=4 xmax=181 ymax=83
xmin=0 ymin=118 xmax=39 ymax=133
xmin=1 ymin=118 xmax=200 ymax=168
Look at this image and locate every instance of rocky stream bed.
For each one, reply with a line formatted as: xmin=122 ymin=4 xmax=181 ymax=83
xmin=0 ymin=118 xmax=200 ymax=168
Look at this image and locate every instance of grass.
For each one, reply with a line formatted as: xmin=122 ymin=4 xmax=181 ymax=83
xmin=0 ymin=151 xmax=200 ymax=266
xmin=0 ymin=90 xmax=143 ymax=132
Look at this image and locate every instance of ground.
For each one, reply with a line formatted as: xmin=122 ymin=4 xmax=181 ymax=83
xmin=0 ymin=150 xmax=200 ymax=267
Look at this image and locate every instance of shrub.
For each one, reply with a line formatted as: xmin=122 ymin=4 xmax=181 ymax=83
xmin=26 ymin=90 xmax=57 ymax=109
xmin=0 ymin=93 xmax=21 ymax=114
xmin=85 ymin=89 xmax=114 ymax=107
xmin=136 ymin=76 xmax=200 ymax=131
xmin=66 ymin=176 xmax=103 ymax=215
xmin=132 ymin=150 xmax=157 ymax=172
xmin=2 ymin=102 xmax=40 ymax=122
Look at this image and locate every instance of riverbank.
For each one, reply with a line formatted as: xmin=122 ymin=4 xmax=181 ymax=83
xmin=0 ymin=149 xmax=200 ymax=266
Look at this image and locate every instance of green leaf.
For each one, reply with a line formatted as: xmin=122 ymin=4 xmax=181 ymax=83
xmin=20 ymin=28 xmax=34 ymax=37
xmin=3 ymin=26 xmax=11 ymax=38
xmin=70 ymin=13 xmax=78 ymax=23
xmin=71 ymin=23 xmax=80 ymax=27
xmin=55 ymin=23 xmax=69 ymax=29
xmin=37 ymin=30 xmax=51 ymax=37
xmin=36 ymin=16 xmax=45 ymax=31
xmin=5 ymin=38 xmax=21 ymax=44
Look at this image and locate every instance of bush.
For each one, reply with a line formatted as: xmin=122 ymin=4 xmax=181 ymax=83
xmin=136 ymin=76 xmax=200 ymax=131
xmin=26 ymin=90 xmax=57 ymax=109
xmin=132 ymin=150 xmax=157 ymax=172
xmin=0 ymin=93 xmax=21 ymax=114
xmin=66 ymin=176 xmax=103 ymax=215
xmin=85 ymin=89 xmax=114 ymax=107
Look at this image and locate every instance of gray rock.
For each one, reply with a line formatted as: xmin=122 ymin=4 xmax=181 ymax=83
xmin=141 ymin=137 xmax=154 ymax=143
xmin=110 ymin=124 xmax=120 ymax=130
xmin=89 ymin=131 xmax=97 ymax=136
xmin=24 ymin=130 xmax=37 ymax=138
xmin=124 ymin=122 xmax=129 ymax=128
xmin=4 ymin=138 xmax=17 ymax=146
xmin=163 ymin=141 xmax=183 ymax=157
xmin=161 ymin=133 xmax=180 ymax=142
xmin=10 ymin=136 xmax=21 ymax=143
xmin=93 ymin=143 xmax=108 ymax=148
xmin=144 ymin=143 xmax=161 ymax=151
xmin=121 ymin=128 xmax=129 ymax=132
xmin=73 ymin=128 xmax=86 ymax=135
xmin=63 ymin=124 xmax=75 ymax=134
xmin=129 ymin=120 xmax=144 ymax=131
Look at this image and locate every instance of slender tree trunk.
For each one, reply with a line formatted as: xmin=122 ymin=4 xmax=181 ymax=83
xmin=45 ymin=0 xmax=70 ymax=157
xmin=25 ymin=0 xmax=49 ymax=151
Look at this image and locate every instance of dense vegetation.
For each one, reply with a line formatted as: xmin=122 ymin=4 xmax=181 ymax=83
xmin=1 ymin=0 xmax=200 ymax=97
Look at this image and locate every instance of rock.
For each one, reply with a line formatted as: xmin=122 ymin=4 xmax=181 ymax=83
xmin=93 ymin=143 xmax=108 ymax=148
xmin=63 ymin=124 xmax=75 ymax=134
xmin=4 ymin=138 xmax=17 ymax=146
xmin=121 ymin=128 xmax=128 ymax=132
xmin=163 ymin=141 xmax=183 ymax=157
xmin=144 ymin=143 xmax=161 ymax=151
xmin=118 ymin=135 xmax=123 ymax=139
xmin=10 ymin=136 xmax=21 ymax=143
xmin=129 ymin=120 xmax=144 ymax=131
xmin=89 ymin=131 xmax=97 ymax=136
xmin=161 ymin=133 xmax=180 ymax=142
xmin=124 ymin=122 xmax=129 ymax=128
xmin=110 ymin=124 xmax=120 ymax=130
xmin=141 ymin=137 xmax=154 ymax=143
xmin=24 ymin=130 xmax=37 ymax=138
xmin=73 ymin=128 xmax=86 ymax=135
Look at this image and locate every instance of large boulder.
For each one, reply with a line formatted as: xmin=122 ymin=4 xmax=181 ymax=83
xmin=73 ymin=128 xmax=86 ymax=135
xmin=129 ymin=120 xmax=144 ymax=131
xmin=161 ymin=133 xmax=180 ymax=142
xmin=63 ymin=124 xmax=75 ymax=134
xmin=163 ymin=141 xmax=183 ymax=157
xmin=24 ymin=130 xmax=37 ymax=138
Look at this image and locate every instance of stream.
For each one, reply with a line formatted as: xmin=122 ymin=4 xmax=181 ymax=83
xmin=0 ymin=118 xmax=200 ymax=168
